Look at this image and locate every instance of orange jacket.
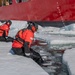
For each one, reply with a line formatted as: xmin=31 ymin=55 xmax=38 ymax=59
xmin=0 ymin=24 xmax=10 ymax=37
xmin=12 ymin=29 xmax=34 ymax=48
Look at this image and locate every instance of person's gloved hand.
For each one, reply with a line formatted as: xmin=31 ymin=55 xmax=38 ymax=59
xmin=5 ymin=36 xmax=14 ymax=42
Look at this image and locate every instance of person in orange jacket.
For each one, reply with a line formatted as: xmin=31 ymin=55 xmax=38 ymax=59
xmin=11 ymin=22 xmax=43 ymax=65
xmin=0 ymin=20 xmax=13 ymax=42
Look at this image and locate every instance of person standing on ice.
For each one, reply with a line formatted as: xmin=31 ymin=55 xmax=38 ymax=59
xmin=11 ymin=22 xmax=43 ymax=65
xmin=0 ymin=20 xmax=13 ymax=42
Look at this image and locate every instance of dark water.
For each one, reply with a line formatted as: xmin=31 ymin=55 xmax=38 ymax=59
xmin=32 ymin=44 xmax=69 ymax=75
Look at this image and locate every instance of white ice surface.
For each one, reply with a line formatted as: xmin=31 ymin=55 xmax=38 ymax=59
xmin=35 ymin=32 xmax=75 ymax=50
xmin=38 ymin=23 xmax=75 ymax=37
xmin=0 ymin=42 xmax=49 ymax=75
xmin=2 ymin=21 xmax=75 ymax=75
xmin=63 ymin=48 xmax=75 ymax=75
xmin=33 ymin=24 xmax=75 ymax=50
xmin=37 ymin=24 xmax=75 ymax=75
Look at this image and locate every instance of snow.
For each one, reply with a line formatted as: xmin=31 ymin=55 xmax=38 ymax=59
xmin=35 ymin=31 xmax=75 ymax=50
xmin=61 ymin=23 xmax=75 ymax=31
xmin=0 ymin=20 xmax=50 ymax=75
xmin=1 ymin=20 xmax=75 ymax=75
xmin=38 ymin=23 xmax=75 ymax=37
xmin=63 ymin=48 xmax=75 ymax=75
xmin=0 ymin=42 xmax=49 ymax=75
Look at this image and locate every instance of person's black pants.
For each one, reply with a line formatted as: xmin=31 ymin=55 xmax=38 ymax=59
xmin=11 ymin=47 xmax=44 ymax=65
xmin=11 ymin=47 xmax=25 ymax=56
xmin=30 ymin=48 xmax=44 ymax=65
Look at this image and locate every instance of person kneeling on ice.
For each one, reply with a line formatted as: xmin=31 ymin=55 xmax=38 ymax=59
xmin=0 ymin=20 xmax=14 ymax=42
xmin=11 ymin=22 xmax=43 ymax=65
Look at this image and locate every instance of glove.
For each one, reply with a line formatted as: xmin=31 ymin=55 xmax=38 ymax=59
xmin=5 ymin=36 xmax=14 ymax=42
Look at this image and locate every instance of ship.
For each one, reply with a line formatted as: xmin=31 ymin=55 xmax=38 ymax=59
xmin=0 ymin=0 xmax=75 ymax=21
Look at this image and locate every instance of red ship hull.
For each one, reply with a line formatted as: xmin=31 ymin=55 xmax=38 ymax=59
xmin=0 ymin=0 xmax=75 ymax=21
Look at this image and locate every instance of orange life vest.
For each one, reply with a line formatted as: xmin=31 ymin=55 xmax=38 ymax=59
xmin=0 ymin=24 xmax=10 ymax=37
xmin=12 ymin=29 xmax=34 ymax=48
xmin=0 ymin=29 xmax=5 ymax=37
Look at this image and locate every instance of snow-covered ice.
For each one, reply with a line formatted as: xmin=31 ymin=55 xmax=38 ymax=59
xmin=0 ymin=20 xmax=50 ymax=75
xmin=63 ymin=48 xmax=75 ymax=75
xmin=1 ymin=20 xmax=75 ymax=75
xmin=0 ymin=42 xmax=49 ymax=75
xmin=35 ymin=23 xmax=75 ymax=75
